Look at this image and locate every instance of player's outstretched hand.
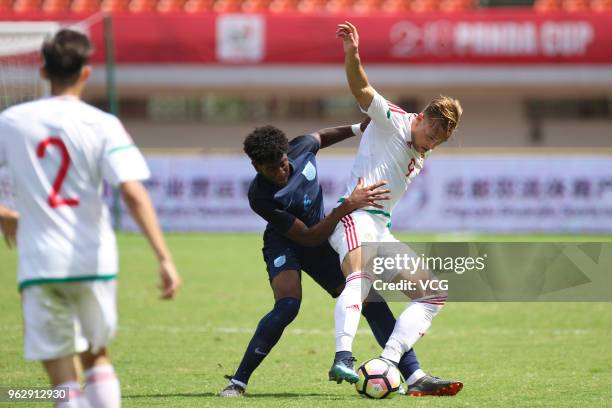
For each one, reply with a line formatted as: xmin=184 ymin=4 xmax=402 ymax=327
xmin=346 ymin=177 xmax=390 ymax=210
xmin=158 ymin=259 xmax=182 ymax=299
xmin=0 ymin=208 xmax=18 ymax=249
xmin=336 ymin=21 xmax=359 ymax=54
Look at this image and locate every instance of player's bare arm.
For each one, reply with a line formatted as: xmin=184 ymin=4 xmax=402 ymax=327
xmin=284 ymin=177 xmax=389 ymax=247
xmin=120 ymin=180 xmax=182 ymax=299
xmin=0 ymin=204 xmax=18 ymax=249
xmin=336 ymin=21 xmax=375 ymax=112
xmin=313 ymin=117 xmax=371 ymax=149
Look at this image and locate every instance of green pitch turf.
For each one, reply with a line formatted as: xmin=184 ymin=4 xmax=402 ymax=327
xmin=1 ymin=233 xmax=612 ymax=407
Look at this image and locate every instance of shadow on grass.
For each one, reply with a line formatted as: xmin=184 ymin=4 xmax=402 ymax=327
xmin=125 ymin=392 xmax=346 ymax=399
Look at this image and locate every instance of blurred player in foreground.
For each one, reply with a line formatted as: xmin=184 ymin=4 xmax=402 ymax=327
xmin=328 ymin=21 xmax=463 ymax=396
xmin=0 ymin=29 xmax=181 ymax=408
xmin=221 ymin=118 xmax=458 ymax=397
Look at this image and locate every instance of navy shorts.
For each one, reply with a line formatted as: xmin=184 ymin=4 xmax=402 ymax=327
xmin=262 ymin=234 xmax=345 ymax=298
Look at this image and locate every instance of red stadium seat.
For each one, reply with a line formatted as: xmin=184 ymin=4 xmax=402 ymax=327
xmin=268 ymin=0 xmax=297 ymax=12
xmin=157 ymin=0 xmax=184 ymax=12
xmin=325 ymin=0 xmax=352 ymax=12
xmin=0 ymin=0 xmax=13 ymax=11
xmin=297 ymin=0 xmax=325 ymax=13
xmin=213 ymin=0 xmax=241 ymax=12
xmin=534 ymin=0 xmax=561 ymax=11
xmin=183 ymin=0 xmax=213 ymax=12
xmin=129 ymin=0 xmax=157 ymax=12
xmin=440 ymin=0 xmax=475 ymax=12
xmin=562 ymin=0 xmax=590 ymax=11
xmin=591 ymin=0 xmax=612 ymax=11
xmin=13 ymin=0 xmax=42 ymax=12
xmin=101 ymin=0 xmax=130 ymax=11
xmin=242 ymin=0 xmax=270 ymax=12
xmin=71 ymin=0 xmax=101 ymax=12
xmin=410 ymin=0 xmax=438 ymax=12
xmin=42 ymin=0 xmax=71 ymax=12
xmin=381 ymin=0 xmax=410 ymax=13
xmin=353 ymin=0 xmax=381 ymax=13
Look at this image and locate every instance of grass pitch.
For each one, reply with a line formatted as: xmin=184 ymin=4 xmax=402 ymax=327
xmin=1 ymin=233 xmax=612 ymax=407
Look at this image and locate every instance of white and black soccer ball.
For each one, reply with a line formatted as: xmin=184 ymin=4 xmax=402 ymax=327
xmin=354 ymin=358 xmax=403 ymax=399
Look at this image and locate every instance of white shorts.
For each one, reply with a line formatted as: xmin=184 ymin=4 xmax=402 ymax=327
xmin=329 ymin=210 xmax=399 ymax=263
xmin=21 ymin=280 xmax=117 ymax=361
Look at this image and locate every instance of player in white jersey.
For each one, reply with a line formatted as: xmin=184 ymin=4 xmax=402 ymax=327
xmin=327 ymin=22 xmax=464 ymax=396
xmin=0 ymin=29 xmax=181 ymax=407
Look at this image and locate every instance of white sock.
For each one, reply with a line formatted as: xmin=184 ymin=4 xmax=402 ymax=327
xmin=407 ymin=368 xmax=426 ymax=385
xmin=335 ymin=272 xmax=373 ymax=352
xmin=381 ymin=296 xmax=446 ymax=363
xmin=229 ymin=378 xmax=247 ymax=389
xmin=55 ymin=381 xmax=88 ymax=408
xmin=84 ymin=364 xmax=121 ymax=408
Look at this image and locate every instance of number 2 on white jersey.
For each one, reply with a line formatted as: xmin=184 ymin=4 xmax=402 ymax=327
xmin=36 ymin=137 xmax=80 ymax=208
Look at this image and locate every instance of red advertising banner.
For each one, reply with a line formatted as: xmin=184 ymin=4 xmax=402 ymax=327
xmin=3 ymin=11 xmax=612 ymax=64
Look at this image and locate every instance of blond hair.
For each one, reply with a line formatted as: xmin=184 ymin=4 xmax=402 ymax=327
xmin=423 ymin=95 xmax=463 ymax=140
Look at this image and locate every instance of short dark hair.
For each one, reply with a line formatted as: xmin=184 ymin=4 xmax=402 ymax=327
xmin=243 ymin=125 xmax=289 ymax=164
xmin=42 ymin=29 xmax=92 ymax=87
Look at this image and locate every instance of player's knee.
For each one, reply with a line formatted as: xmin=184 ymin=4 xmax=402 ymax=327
xmin=274 ymin=297 xmax=300 ymax=325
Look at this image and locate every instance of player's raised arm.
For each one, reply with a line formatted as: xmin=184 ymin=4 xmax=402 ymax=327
xmin=337 ymin=22 xmax=375 ymax=111
xmin=284 ymin=178 xmax=389 ymax=247
xmin=0 ymin=204 xmax=18 ymax=249
xmin=313 ymin=117 xmax=370 ymax=149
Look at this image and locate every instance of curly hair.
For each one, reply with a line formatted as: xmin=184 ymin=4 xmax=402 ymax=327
xmin=243 ymin=125 xmax=289 ymax=164
xmin=42 ymin=29 xmax=92 ymax=87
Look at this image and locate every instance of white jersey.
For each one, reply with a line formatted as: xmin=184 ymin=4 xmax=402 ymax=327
xmin=341 ymin=91 xmax=427 ymax=219
xmin=0 ymin=95 xmax=150 ymax=289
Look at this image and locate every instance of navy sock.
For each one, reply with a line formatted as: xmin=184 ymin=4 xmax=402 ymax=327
xmin=335 ymin=350 xmax=352 ymax=362
xmin=361 ymin=298 xmax=421 ymax=379
xmin=233 ymin=297 xmax=300 ymax=385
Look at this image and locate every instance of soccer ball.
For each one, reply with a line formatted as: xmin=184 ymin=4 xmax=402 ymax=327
xmin=355 ymin=358 xmax=403 ymax=399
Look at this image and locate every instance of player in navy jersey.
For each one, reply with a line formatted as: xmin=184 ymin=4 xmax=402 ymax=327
xmin=220 ymin=120 xmax=460 ymax=397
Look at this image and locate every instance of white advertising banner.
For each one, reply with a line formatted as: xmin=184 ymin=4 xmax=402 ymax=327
xmin=108 ymin=155 xmax=612 ymax=234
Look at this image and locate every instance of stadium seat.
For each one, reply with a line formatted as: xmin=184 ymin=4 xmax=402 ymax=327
xmin=157 ymin=0 xmax=184 ymax=12
xmin=352 ymin=0 xmax=381 ymax=13
xmin=591 ymin=0 xmax=612 ymax=10
xmin=562 ymin=0 xmax=590 ymax=11
xmin=183 ymin=0 xmax=213 ymax=12
xmin=297 ymin=0 xmax=325 ymax=13
xmin=241 ymin=0 xmax=270 ymax=12
xmin=0 ymin=0 xmax=13 ymax=11
xmin=381 ymin=0 xmax=410 ymax=13
xmin=440 ymin=0 xmax=475 ymax=12
xmin=13 ymin=0 xmax=42 ymax=12
xmin=42 ymin=0 xmax=71 ymax=12
xmin=410 ymin=0 xmax=438 ymax=12
xmin=71 ymin=0 xmax=101 ymax=12
xmin=101 ymin=0 xmax=130 ymax=11
xmin=325 ymin=0 xmax=352 ymax=12
xmin=213 ymin=0 xmax=241 ymax=12
xmin=129 ymin=0 xmax=157 ymax=12
xmin=534 ymin=0 xmax=561 ymax=11
xmin=268 ymin=0 xmax=297 ymax=12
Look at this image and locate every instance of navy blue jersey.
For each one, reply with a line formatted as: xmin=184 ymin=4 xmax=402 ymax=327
xmin=248 ymin=134 xmax=324 ymax=238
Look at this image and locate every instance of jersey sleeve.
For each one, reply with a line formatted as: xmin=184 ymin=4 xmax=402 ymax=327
xmin=288 ymin=134 xmax=321 ymax=158
xmin=101 ymin=116 xmax=150 ymax=186
xmin=249 ymin=195 xmax=296 ymax=234
xmin=361 ymin=90 xmax=406 ymax=132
